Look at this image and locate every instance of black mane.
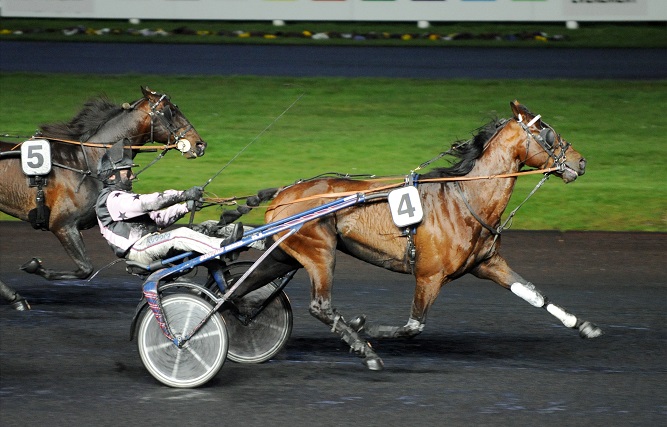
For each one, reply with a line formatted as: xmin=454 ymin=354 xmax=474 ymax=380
xmin=421 ymin=119 xmax=502 ymax=178
xmin=38 ymin=97 xmax=124 ymax=141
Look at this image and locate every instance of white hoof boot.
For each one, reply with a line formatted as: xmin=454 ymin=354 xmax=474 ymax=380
xmin=579 ymin=321 xmax=603 ymax=339
xmin=364 ymin=355 xmax=384 ymax=371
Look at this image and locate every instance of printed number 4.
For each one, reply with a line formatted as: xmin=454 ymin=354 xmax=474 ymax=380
xmin=388 ymin=186 xmax=423 ymax=227
xmin=397 ymin=193 xmax=416 ymax=217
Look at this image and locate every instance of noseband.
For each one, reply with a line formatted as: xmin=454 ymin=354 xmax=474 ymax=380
xmin=517 ymin=114 xmax=571 ymax=173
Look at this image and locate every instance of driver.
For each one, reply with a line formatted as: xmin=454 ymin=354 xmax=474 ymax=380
xmin=94 ymin=142 xmax=243 ymax=266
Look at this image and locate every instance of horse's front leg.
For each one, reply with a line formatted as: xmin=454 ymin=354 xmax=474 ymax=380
xmin=363 ymin=275 xmax=445 ymax=340
xmin=21 ymin=225 xmax=94 ymax=280
xmin=472 ymin=254 xmax=603 ymax=338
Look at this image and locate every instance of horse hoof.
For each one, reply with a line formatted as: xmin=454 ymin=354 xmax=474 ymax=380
xmin=20 ymin=257 xmax=42 ymax=274
xmin=579 ymin=321 xmax=603 ymax=339
xmin=10 ymin=298 xmax=31 ymax=311
xmin=349 ymin=315 xmax=366 ymax=332
xmin=364 ymin=355 xmax=384 ymax=371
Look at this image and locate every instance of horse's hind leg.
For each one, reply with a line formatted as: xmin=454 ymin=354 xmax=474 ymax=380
xmin=22 ymin=225 xmax=94 ymax=280
xmin=0 ymin=278 xmax=30 ymax=310
xmin=472 ymin=254 xmax=603 ymax=338
xmin=289 ymin=239 xmax=384 ymax=370
xmin=310 ymin=301 xmax=384 ymax=371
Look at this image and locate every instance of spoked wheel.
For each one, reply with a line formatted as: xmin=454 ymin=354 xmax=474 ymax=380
xmin=136 ymin=293 xmax=228 ymax=388
xmin=219 ymin=262 xmax=293 ymax=364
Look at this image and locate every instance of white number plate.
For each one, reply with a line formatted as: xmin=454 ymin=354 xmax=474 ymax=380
xmin=21 ymin=139 xmax=52 ymax=176
xmin=388 ymin=186 xmax=423 ymax=228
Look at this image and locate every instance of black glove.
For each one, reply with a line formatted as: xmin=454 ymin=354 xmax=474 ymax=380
xmin=187 ymin=198 xmax=204 ymax=212
xmin=182 ymin=186 xmax=204 ymax=201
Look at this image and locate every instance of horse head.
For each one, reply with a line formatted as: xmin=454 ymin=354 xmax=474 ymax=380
xmin=510 ymin=100 xmax=586 ymax=183
xmin=135 ymin=86 xmax=207 ymax=159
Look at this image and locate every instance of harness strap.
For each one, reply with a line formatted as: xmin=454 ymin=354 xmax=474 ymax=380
xmin=403 ymin=172 xmax=419 ymax=274
xmin=454 ymin=181 xmax=500 ymax=236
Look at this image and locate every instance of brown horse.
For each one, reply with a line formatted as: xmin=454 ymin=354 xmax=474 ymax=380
xmin=0 ymin=87 xmax=206 ymax=307
xmin=238 ymin=100 xmax=602 ymax=370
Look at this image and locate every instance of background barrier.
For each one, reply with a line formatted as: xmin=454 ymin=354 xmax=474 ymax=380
xmin=1 ymin=0 xmax=664 ymax=22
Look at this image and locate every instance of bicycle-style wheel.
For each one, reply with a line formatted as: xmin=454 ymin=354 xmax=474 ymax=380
xmin=137 ymin=293 xmax=228 ymax=388
xmin=221 ymin=262 xmax=293 ymax=364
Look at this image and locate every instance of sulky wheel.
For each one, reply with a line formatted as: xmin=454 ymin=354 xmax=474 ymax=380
xmin=221 ymin=262 xmax=293 ymax=364
xmin=136 ymin=293 xmax=228 ymax=388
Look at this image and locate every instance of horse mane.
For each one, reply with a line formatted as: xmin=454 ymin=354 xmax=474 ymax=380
xmin=421 ymin=118 xmax=503 ymax=178
xmin=38 ymin=97 xmax=124 ymax=141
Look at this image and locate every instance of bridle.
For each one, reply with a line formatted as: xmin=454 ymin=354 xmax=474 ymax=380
xmin=6 ymin=93 xmax=201 ymax=185
xmin=146 ymin=94 xmax=196 ymax=155
xmin=516 ymin=113 xmax=571 ymax=173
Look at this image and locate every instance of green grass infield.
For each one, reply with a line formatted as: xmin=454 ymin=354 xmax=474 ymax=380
xmin=1 ymin=74 xmax=665 ymax=231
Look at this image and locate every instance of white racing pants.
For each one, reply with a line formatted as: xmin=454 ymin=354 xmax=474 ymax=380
xmin=126 ymin=227 xmax=226 ymax=265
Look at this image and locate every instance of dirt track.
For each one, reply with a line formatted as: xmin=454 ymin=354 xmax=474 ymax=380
xmin=0 ymin=221 xmax=665 ymax=426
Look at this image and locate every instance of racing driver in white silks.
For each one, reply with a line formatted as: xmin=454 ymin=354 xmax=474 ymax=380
xmin=95 ymin=141 xmax=246 ymax=266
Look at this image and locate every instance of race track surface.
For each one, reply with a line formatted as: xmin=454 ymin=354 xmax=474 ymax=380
xmin=0 ymin=222 xmax=665 ymax=426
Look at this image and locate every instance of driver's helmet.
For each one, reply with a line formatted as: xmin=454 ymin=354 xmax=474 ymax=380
xmin=97 ymin=140 xmax=136 ymax=183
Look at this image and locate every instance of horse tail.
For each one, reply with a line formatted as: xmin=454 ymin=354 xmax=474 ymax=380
xmin=218 ymin=187 xmax=281 ymax=225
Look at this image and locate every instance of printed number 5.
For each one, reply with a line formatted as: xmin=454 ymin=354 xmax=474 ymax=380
xmin=27 ymin=144 xmax=44 ymax=168
xmin=21 ymin=139 xmax=52 ymax=176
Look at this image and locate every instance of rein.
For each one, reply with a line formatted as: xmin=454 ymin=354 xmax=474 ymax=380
xmin=8 ymin=137 xmax=178 ymax=152
xmin=265 ymin=167 xmax=559 ymax=212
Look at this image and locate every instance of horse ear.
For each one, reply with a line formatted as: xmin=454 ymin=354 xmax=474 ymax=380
xmin=510 ymin=100 xmax=536 ymax=124
xmin=141 ymin=86 xmax=156 ymax=99
xmin=510 ymin=100 xmax=522 ymax=118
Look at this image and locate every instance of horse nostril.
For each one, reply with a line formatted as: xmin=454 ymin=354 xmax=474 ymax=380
xmin=579 ymin=158 xmax=587 ymax=175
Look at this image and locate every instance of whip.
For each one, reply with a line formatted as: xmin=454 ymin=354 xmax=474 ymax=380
xmin=203 ymin=87 xmax=304 ymax=190
xmin=188 ymin=86 xmax=305 ymax=226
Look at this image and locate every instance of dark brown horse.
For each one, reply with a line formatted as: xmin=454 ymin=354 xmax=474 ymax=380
xmin=0 ymin=87 xmax=206 ymax=307
xmin=239 ymin=100 xmax=602 ymax=370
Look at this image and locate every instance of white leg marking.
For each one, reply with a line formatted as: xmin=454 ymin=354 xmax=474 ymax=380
xmin=546 ymin=303 xmax=578 ymax=328
xmin=405 ymin=317 xmax=425 ymax=332
xmin=510 ymin=282 xmax=545 ymax=308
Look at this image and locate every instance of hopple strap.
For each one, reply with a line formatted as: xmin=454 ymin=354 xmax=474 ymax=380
xmin=27 ymin=176 xmax=50 ymax=231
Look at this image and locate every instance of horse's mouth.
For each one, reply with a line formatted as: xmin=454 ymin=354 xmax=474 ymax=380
xmin=182 ymin=141 xmax=206 ymax=158
xmin=557 ymin=165 xmax=580 ymax=183
xmin=195 ymin=141 xmax=207 ymax=157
